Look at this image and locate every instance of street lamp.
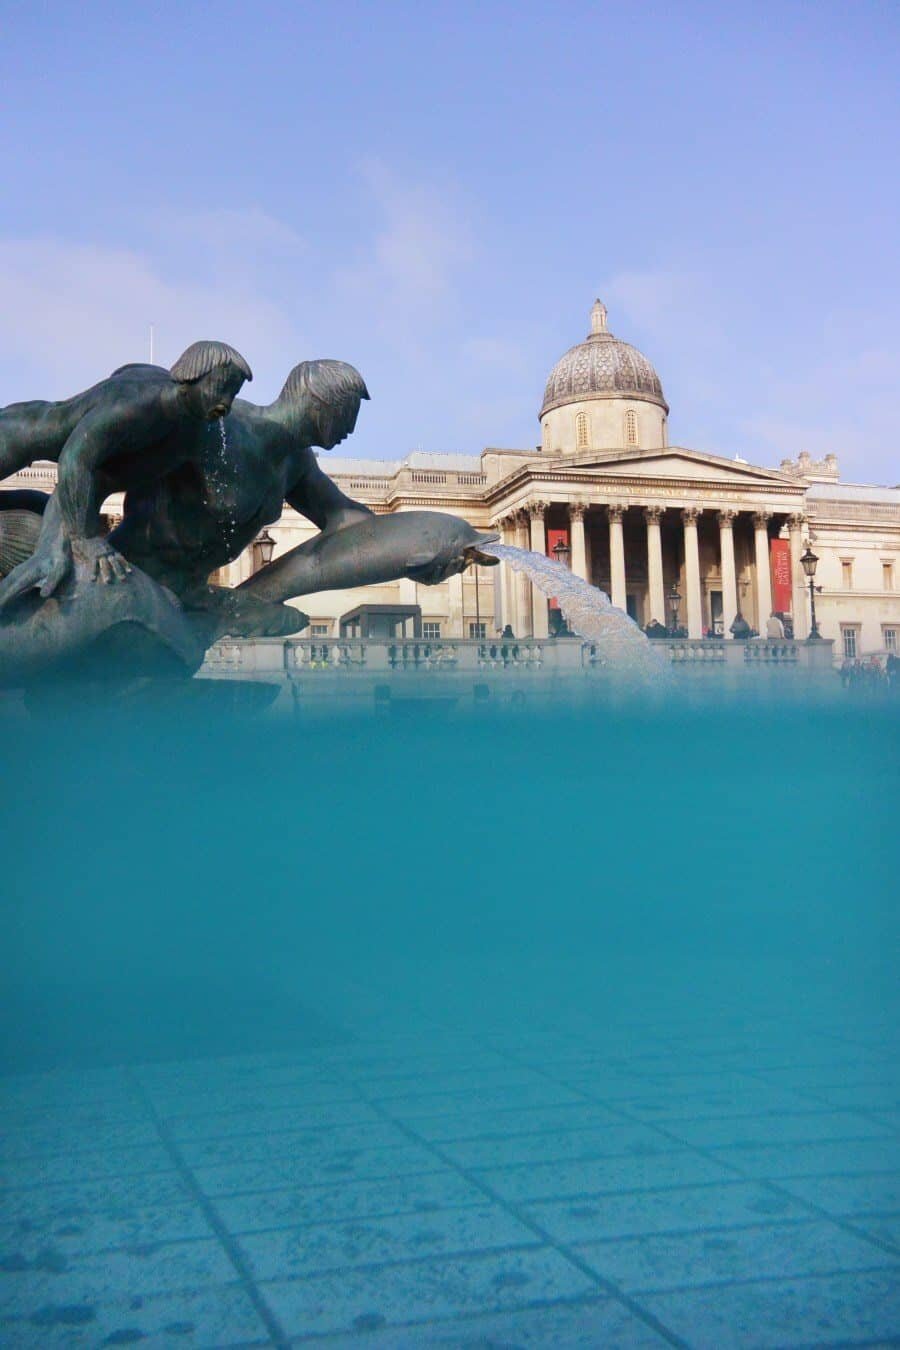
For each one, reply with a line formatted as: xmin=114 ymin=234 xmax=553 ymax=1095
xmin=667 ymin=583 xmax=681 ymax=635
xmin=552 ymin=537 xmax=571 ymax=566
xmin=252 ymin=528 xmax=276 ymax=572
xmin=800 ymin=544 xmax=822 ymax=640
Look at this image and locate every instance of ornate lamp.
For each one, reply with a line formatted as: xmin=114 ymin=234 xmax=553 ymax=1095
xmin=552 ymin=537 xmax=571 ymax=566
xmin=667 ymin=583 xmax=681 ymax=635
xmin=252 ymin=529 xmax=276 ymax=572
xmin=800 ymin=545 xmax=822 ymax=639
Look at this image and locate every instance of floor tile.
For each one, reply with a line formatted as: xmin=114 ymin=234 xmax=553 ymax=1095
xmin=779 ymin=1171 xmax=900 ymax=1215
xmin=436 ymin=1121 xmax=674 ymax=1170
xmin=576 ymin=1218 xmax=896 ymax=1292
xmin=641 ymin=1267 xmax=900 ymax=1347
xmin=304 ymin=1294 xmax=669 ymax=1346
xmin=476 ymin=1150 xmax=734 ymax=1203
xmin=0 ymin=1237 xmax=236 ymax=1314
xmin=213 ymin=1170 xmax=486 ymax=1232
xmin=0 ymin=1280 xmax=269 ymax=1347
xmin=524 ymin=1181 xmax=810 ymax=1243
xmin=192 ymin=1140 xmax=440 ymax=1196
xmin=262 ymin=1244 xmax=597 ymax=1339
xmin=238 ymin=1203 xmax=537 ymax=1280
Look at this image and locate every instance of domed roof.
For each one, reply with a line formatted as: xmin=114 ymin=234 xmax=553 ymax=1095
xmin=540 ymin=300 xmax=668 ymax=417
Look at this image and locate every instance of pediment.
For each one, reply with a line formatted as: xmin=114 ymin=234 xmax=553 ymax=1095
xmin=545 ymin=446 xmax=797 ymax=488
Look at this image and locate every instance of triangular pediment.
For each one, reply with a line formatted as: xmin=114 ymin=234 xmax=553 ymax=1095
xmin=543 ymin=446 xmax=797 ymax=487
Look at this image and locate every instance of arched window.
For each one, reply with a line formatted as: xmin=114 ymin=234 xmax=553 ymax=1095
xmin=576 ymin=412 xmax=589 ymax=449
xmin=624 ymin=410 xmax=638 ymax=446
xmin=543 ymin=420 xmax=552 ymax=451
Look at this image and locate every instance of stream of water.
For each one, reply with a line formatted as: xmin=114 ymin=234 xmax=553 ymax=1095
xmin=485 ymin=542 xmax=667 ymax=680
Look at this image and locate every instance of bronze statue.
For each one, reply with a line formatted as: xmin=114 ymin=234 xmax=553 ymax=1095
xmin=0 ymin=351 xmax=496 ymax=687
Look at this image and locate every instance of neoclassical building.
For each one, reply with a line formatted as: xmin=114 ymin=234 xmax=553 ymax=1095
xmin=5 ymin=301 xmax=899 ymax=661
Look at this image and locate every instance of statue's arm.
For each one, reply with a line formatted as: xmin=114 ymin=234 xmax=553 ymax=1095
xmin=284 ymin=451 xmax=373 ymax=532
xmin=55 ymin=405 xmax=129 ymax=541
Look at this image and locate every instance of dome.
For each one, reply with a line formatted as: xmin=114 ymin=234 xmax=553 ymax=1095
xmin=540 ymin=300 xmax=668 ymax=418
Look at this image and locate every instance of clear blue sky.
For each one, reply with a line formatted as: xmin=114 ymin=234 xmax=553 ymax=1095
xmin=2 ymin=0 xmax=897 ymax=480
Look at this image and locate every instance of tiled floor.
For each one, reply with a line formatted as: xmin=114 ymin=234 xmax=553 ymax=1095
xmin=1 ymin=986 xmax=898 ymax=1347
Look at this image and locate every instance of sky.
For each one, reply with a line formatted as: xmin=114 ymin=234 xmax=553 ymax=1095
xmin=1 ymin=0 xmax=898 ymax=482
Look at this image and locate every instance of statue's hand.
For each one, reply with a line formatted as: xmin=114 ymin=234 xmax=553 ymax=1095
xmin=70 ymin=536 xmax=132 ymax=586
xmin=0 ymin=533 xmax=72 ymax=611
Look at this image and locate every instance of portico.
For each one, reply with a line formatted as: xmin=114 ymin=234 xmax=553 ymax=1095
xmin=490 ymin=448 xmax=806 ymax=639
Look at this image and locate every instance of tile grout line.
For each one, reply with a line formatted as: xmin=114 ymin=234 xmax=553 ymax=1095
xmin=129 ymin=1072 xmax=291 ymax=1350
xmin=488 ymin=1037 xmax=900 ymax=1265
xmin=328 ymin=1064 xmax=692 ymax=1350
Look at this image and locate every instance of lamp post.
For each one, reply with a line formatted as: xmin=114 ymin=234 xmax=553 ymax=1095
xmin=667 ymin=582 xmax=681 ymax=636
xmin=252 ymin=528 xmax=276 ymax=573
xmin=552 ymin=537 xmax=571 ymax=566
xmin=800 ymin=545 xmax=822 ymax=640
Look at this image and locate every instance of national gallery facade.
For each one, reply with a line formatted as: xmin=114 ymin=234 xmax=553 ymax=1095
xmin=8 ymin=301 xmax=900 ymax=662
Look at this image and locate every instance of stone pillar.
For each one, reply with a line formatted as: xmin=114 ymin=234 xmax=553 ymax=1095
xmin=499 ymin=514 xmax=520 ymax=636
xmin=788 ymin=513 xmax=809 ymax=639
xmin=569 ymin=501 xmax=588 ymax=581
xmin=447 ymin=571 xmax=464 ymax=638
xmin=644 ymin=506 xmax=665 ymax=625
xmin=608 ymin=504 xmax=627 ymax=611
xmin=753 ymin=510 xmax=772 ymax=633
xmin=682 ymin=507 xmax=703 ymax=638
xmin=717 ymin=509 xmax=738 ymax=637
xmin=528 ymin=501 xmax=549 ymax=638
xmin=515 ymin=511 xmax=532 ymax=636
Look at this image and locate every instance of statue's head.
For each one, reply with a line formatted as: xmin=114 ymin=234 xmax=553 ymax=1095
xmin=278 ymin=359 xmax=370 ymax=449
xmin=171 ymin=341 xmax=253 ymax=420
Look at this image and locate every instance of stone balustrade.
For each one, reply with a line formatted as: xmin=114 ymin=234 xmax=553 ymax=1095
xmin=200 ymin=634 xmax=835 ymax=680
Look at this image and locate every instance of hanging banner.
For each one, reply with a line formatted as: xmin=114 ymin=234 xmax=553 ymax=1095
xmin=546 ymin=528 xmax=569 ymax=609
xmin=770 ymin=538 xmax=792 ymax=613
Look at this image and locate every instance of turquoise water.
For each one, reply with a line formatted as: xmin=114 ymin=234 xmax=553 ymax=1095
xmin=0 ymin=694 xmax=897 ymax=1344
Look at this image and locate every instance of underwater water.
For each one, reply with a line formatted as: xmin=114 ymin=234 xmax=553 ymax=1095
xmin=0 ymin=693 xmax=897 ymax=1346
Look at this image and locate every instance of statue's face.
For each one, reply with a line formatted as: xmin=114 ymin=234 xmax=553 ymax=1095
xmin=312 ymin=399 xmax=360 ymax=450
xmin=186 ymin=365 xmax=248 ymax=421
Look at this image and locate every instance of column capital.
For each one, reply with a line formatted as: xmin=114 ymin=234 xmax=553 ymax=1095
xmin=787 ymin=512 xmax=807 ymax=530
xmin=681 ymin=506 xmax=700 ymax=525
xmin=753 ymin=509 xmax=772 ymax=528
xmin=527 ymin=500 xmax=547 ymax=520
xmin=643 ymin=505 xmax=664 ymax=524
xmin=607 ymin=503 xmax=626 ymax=523
xmin=568 ymin=499 xmax=587 ymax=522
xmin=717 ymin=508 xmax=737 ymax=527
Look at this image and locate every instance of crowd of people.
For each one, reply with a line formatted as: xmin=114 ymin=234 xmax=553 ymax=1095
xmin=840 ymin=653 xmax=900 ymax=694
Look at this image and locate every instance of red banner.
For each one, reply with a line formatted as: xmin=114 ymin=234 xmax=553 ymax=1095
xmin=546 ymin=528 xmax=569 ymax=609
xmin=770 ymin=538 xmax=792 ymax=614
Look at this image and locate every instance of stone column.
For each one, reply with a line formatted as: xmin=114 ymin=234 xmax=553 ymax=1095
xmin=528 ymin=501 xmax=549 ymax=638
xmin=788 ymin=513 xmax=809 ymax=639
xmin=569 ymin=501 xmax=588 ymax=581
xmin=515 ymin=511 xmax=532 ymax=636
xmin=682 ymin=507 xmax=703 ymax=638
xmin=717 ymin=509 xmax=738 ymax=637
xmin=497 ymin=515 xmax=518 ymax=635
xmin=753 ymin=510 xmax=772 ymax=633
xmin=644 ymin=506 xmax=665 ymax=625
xmin=447 ymin=571 xmax=464 ymax=638
xmin=608 ymin=504 xmax=627 ymax=611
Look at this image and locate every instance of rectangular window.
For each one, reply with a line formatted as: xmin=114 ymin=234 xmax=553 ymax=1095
xmin=883 ymin=562 xmax=895 ymax=591
xmin=309 ymin=623 xmax=330 ymax=636
xmin=841 ymin=626 xmax=859 ymax=659
xmin=422 ymin=622 xmax=442 ymax=640
xmin=841 ymin=559 xmax=853 ymax=589
xmin=884 ymin=627 xmax=898 ymax=653
xmin=468 ymin=622 xmax=487 ymax=639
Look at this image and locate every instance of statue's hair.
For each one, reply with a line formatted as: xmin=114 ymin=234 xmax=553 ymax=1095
xmin=279 ymin=359 xmax=370 ymax=415
xmin=170 ymin=341 xmax=252 ymax=385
